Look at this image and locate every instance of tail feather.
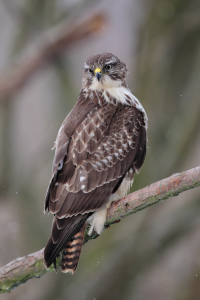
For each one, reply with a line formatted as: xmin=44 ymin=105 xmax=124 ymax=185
xmin=44 ymin=215 xmax=89 ymax=270
xmin=61 ymin=223 xmax=86 ymax=273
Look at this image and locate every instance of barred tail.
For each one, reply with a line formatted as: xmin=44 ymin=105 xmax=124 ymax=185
xmin=61 ymin=223 xmax=86 ymax=273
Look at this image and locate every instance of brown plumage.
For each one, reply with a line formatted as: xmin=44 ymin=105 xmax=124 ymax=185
xmin=44 ymin=53 xmax=147 ymax=273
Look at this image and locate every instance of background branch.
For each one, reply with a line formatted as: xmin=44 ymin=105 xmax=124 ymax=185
xmin=0 ymin=166 xmax=200 ymax=294
xmin=0 ymin=12 xmax=105 ymax=100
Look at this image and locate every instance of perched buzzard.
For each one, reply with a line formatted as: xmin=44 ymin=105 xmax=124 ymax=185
xmin=44 ymin=53 xmax=147 ymax=273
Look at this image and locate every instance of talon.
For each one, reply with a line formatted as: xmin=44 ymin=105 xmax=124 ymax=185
xmin=105 ymin=224 xmax=110 ymax=229
xmin=114 ymin=219 xmax=120 ymax=224
xmin=110 ymin=219 xmax=121 ymax=225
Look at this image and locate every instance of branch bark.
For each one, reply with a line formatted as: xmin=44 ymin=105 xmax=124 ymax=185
xmin=0 ymin=12 xmax=105 ymax=100
xmin=0 ymin=166 xmax=200 ymax=293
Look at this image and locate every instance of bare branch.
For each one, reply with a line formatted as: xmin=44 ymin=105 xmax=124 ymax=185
xmin=0 ymin=166 xmax=200 ymax=293
xmin=0 ymin=12 xmax=105 ymax=100
xmin=107 ymin=166 xmax=200 ymax=223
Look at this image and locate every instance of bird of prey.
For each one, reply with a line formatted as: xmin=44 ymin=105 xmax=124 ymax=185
xmin=44 ymin=52 xmax=147 ymax=274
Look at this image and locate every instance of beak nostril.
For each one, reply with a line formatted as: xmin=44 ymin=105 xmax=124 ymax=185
xmin=94 ymin=68 xmax=101 ymax=75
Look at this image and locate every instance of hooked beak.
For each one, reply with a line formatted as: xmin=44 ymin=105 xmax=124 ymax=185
xmin=95 ymin=68 xmax=102 ymax=82
xmin=96 ymin=72 xmax=101 ymax=81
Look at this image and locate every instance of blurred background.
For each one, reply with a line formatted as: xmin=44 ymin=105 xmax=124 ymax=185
xmin=0 ymin=0 xmax=200 ymax=299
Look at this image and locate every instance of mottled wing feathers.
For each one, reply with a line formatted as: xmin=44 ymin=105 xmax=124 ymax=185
xmin=44 ymin=98 xmax=146 ymax=270
xmin=49 ymin=107 xmax=146 ymax=211
xmin=45 ymin=89 xmax=96 ymax=211
xmin=132 ymin=122 xmax=146 ymax=171
xmin=46 ymin=105 xmax=145 ymax=218
xmin=52 ymin=89 xmax=96 ymax=175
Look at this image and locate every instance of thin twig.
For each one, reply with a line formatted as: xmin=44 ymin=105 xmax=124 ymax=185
xmin=0 ymin=166 xmax=200 ymax=293
xmin=0 ymin=12 xmax=105 ymax=100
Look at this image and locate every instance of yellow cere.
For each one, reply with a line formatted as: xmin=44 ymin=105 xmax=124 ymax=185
xmin=94 ymin=68 xmax=102 ymax=74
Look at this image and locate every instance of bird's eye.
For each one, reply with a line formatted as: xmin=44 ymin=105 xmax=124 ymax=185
xmin=88 ymin=69 xmax=93 ymax=74
xmin=105 ymin=65 xmax=112 ymax=70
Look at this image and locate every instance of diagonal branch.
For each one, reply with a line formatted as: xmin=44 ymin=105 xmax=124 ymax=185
xmin=0 ymin=166 xmax=200 ymax=293
xmin=0 ymin=12 xmax=105 ymax=100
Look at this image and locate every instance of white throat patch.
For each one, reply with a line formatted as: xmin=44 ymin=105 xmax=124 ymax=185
xmin=89 ymin=75 xmax=148 ymax=129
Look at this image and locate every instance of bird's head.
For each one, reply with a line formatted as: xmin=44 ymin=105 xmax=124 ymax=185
xmin=82 ymin=53 xmax=128 ymax=90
